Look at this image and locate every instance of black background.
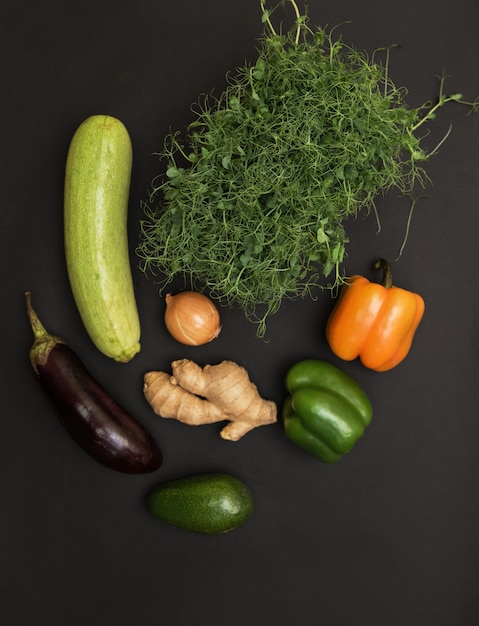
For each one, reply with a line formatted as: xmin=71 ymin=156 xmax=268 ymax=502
xmin=2 ymin=1 xmax=479 ymax=624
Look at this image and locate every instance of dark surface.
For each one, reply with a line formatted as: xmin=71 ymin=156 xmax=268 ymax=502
xmin=2 ymin=1 xmax=479 ymax=624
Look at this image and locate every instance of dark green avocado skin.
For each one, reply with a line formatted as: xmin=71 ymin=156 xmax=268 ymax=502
xmin=146 ymin=473 xmax=254 ymax=534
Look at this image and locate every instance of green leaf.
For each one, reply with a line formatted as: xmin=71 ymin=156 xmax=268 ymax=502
xmin=166 ymin=167 xmax=179 ymax=178
xmin=316 ymin=228 xmax=329 ymax=244
xmin=412 ymin=149 xmax=426 ymax=160
xmin=331 ymin=242 xmax=344 ymax=263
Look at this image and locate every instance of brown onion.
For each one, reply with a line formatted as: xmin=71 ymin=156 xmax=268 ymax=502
xmin=164 ymin=291 xmax=221 ymax=346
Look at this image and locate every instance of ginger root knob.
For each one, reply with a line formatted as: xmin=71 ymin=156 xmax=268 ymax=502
xmin=143 ymin=359 xmax=277 ymax=441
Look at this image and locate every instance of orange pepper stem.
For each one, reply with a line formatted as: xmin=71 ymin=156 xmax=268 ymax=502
xmin=373 ymin=258 xmax=393 ymax=289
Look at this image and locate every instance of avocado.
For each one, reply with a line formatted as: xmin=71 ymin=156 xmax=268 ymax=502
xmin=146 ymin=473 xmax=253 ymax=534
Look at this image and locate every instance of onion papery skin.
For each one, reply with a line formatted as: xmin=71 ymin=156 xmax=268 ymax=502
xmin=164 ymin=292 xmax=221 ymax=346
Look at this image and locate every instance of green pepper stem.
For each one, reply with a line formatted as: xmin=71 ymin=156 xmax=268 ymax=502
xmin=373 ymin=259 xmax=393 ymax=288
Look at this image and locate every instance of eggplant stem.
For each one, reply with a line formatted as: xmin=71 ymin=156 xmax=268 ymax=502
xmin=25 ymin=292 xmax=64 ymax=372
xmin=25 ymin=292 xmax=49 ymax=340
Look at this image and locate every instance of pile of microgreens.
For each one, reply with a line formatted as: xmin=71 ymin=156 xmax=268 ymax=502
xmin=138 ymin=0 xmax=476 ymax=337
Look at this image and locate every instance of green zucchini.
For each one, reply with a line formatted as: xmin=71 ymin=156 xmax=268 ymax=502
xmin=64 ymin=115 xmax=140 ymax=362
xmin=146 ymin=473 xmax=254 ymax=534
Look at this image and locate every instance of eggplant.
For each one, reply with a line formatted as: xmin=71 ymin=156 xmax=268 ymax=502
xmin=25 ymin=292 xmax=162 ymax=474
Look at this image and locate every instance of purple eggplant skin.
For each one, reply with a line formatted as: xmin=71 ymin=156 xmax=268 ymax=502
xmin=25 ymin=292 xmax=162 ymax=474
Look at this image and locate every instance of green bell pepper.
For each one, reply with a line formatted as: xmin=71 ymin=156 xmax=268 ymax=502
xmin=282 ymin=359 xmax=373 ymax=463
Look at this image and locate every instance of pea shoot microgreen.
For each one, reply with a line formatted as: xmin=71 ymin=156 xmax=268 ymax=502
xmin=138 ymin=0 xmax=477 ymax=337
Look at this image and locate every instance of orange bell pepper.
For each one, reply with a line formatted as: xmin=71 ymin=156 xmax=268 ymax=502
xmin=325 ymin=259 xmax=425 ymax=372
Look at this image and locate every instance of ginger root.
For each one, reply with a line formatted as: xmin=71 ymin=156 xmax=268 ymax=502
xmin=143 ymin=359 xmax=277 ymax=441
